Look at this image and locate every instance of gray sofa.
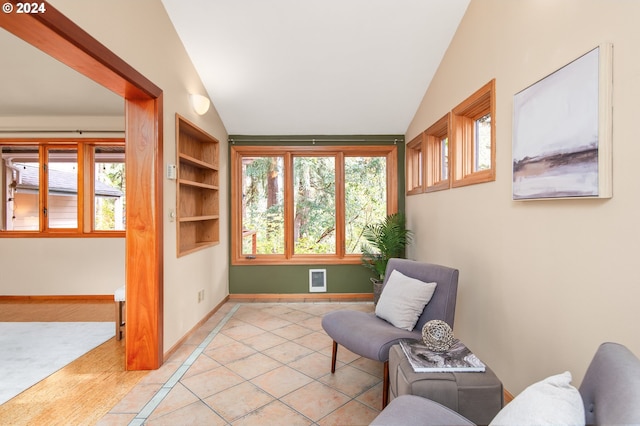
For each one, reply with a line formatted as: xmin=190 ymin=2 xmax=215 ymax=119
xmin=371 ymin=342 xmax=640 ymax=425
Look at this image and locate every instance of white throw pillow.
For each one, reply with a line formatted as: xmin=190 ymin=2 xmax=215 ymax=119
xmin=489 ymin=371 xmax=585 ymax=426
xmin=375 ymin=269 xmax=437 ymax=331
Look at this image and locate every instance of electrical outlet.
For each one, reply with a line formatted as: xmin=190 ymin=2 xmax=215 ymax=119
xmin=197 ymin=289 xmax=205 ymax=303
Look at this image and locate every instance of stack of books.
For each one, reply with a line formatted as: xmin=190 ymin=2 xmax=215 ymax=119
xmin=399 ymin=338 xmax=486 ymax=372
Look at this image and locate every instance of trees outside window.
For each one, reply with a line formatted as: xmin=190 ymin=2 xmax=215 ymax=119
xmin=231 ymin=145 xmax=397 ymax=265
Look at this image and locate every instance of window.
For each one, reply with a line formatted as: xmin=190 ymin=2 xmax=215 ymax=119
xmin=451 ymin=79 xmax=496 ymax=187
xmin=231 ymin=145 xmax=397 ymax=265
xmin=241 ymin=155 xmax=285 ymax=255
xmin=1 ymin=139 xmax=125 ymax=236
xmin=406 ymin=134 xmax=423 ymax=195
xmin=93 ymin=146 xmax=126 ymax=231
xmin=424 ymin=113 xmax=450 ymax=192
xmin=293 ymin=156 xmax=336 ymax=254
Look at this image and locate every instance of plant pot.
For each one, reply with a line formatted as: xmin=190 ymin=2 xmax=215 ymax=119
xmin=371 ymin=277 xmax=383 ymax=305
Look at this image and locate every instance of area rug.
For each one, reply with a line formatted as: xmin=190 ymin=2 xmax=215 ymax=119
xmin=0 ymin=322 xmax=114 ymax=405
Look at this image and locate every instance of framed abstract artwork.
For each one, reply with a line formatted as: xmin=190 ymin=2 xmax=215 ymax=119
xmin=512 ymin=43 xmax=613 ymax=200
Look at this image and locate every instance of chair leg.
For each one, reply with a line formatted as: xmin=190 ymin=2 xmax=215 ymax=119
xmin=331 ymin=341 xmax=338 ymax=373
xmin=383 ymin=360 xmax=389 ymax=408
xmin=115 ymin=300 xmax=125 ymax=341
xmin=115 ymin=301 xmax=120 ymax=340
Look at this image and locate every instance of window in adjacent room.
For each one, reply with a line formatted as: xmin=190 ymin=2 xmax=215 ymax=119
xmin=93 ymin=145 xmax=126 ymax=231
xmin=451 ymin=79 xmax=496 ymax=187
xmin=0 ymin=139 xmax=125 ymax=236
xmin=231 ymin=144 xmax=397 ymax=265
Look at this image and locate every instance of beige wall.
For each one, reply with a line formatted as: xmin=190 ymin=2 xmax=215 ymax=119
xmin=1 ymin=0 xmax=230 ymax=353
xmin=406 ymin=0 xmax=640 ymax=395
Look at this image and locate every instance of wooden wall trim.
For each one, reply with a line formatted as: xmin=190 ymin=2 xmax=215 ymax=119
xmin=125 ymin=96 xmax=163 ymax=370
xmin=0 ymin=295 xmax=113 ymax=302
xmin=163 ymin=296 xmax=230 ymax=361
xmin=1 ymin=1 xmax=163 ymax=370
xmin=229 ymin=293 xmax=374 ymax=301
xmin=0 ymin=0 xmax=161 ymax=99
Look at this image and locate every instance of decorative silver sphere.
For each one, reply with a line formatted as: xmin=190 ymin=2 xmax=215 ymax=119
xmin=422 ymin=320 xmax=454 ymax=352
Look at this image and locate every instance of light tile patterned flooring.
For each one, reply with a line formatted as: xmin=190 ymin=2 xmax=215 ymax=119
xmin=98 ymin=302 xmax=383 ymax=425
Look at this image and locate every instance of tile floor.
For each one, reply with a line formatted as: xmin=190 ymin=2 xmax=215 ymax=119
xmin=98 ymin=301 xmax=383 ymax=425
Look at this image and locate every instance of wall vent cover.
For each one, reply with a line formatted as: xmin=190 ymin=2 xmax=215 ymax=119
xmin=309 ymin=269 xmax=327 ymax=292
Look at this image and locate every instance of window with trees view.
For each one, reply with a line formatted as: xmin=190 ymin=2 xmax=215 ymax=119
xmin=0 ymin=139 xmax=125 ymax=236
xmin=231 ymin=145 xmax=397 ymax=265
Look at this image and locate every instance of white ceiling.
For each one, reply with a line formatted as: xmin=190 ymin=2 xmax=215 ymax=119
xmin=162 ymin=0 xmax=470 ymax=135
xmin=0 ymin=1 xmax=470 ymax=136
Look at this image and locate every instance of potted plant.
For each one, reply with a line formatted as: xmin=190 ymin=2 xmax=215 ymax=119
xmin=361 ymin=212 xmax=413 ymax=304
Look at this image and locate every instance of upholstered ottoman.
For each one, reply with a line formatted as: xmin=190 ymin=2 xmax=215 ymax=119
xmin=389 ymin=344 xmax=503 ymax=425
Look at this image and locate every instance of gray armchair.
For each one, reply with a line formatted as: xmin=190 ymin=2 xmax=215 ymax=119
xmin=371 ymin=342 xmax=640 ymax=425
xmin=321 ymin=258 xmax=459 ymax=407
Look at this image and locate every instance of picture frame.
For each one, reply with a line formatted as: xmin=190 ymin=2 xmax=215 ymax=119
xmin=512 ymin=43 xmax=613 ymax=200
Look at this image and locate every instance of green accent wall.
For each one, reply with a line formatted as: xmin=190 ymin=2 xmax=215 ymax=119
xmin=230 ymin=264 xmax=376 ymax=294
xmin=228 ymin=135 xmax=405 ymax=294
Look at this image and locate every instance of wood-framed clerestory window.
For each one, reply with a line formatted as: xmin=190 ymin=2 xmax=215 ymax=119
xmin=451 ymin=79 xmax=496 ymax=188
xmin=424 ymin=113 xmax=450 ymax=193
xmin=406 ymin=133 xmax=424 ymax=195
xmin=231 ymin=144 xmax=398 ymax=265
xmin=0 ymin=139 xmax=125 ymax=237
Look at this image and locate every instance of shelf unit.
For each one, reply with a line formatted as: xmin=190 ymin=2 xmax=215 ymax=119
xmin=176 ymin=114 xmax=219 ymax=257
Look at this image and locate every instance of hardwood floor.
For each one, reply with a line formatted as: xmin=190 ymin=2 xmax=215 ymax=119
xmin=0 ymin=301 xmax=148 ymax=425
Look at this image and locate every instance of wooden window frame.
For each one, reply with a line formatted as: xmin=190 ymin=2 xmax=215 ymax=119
xmin=424 ymin=113 xmax=451 ymax=193
xmin=451 ymin=79 xmax=496 ymax=188
xmin=406 ymin=133 xmax=424 ymax=195
xmin=231 ymin=144 xmax=398 ymax=265
xmin=1 ymin=138 xmax=125 ymax=237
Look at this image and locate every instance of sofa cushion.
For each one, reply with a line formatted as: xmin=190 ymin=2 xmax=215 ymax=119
xmin=375 ymin=269 xmax=437 ymax=331
xmin=489 ymin=371 xmax=584 ymax=426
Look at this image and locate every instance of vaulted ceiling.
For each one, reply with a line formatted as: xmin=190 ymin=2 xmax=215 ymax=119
xmin=161 ymin=0 xmax=470 ymax=135
xmin=0 ymin=0 xmax=470 ymax=136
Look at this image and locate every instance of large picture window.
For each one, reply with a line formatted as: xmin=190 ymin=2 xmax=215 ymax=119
xmin=1 ymin=139 xmax=125 ymax=236
xmin=231 ymin=145 xmax=397 ymax=265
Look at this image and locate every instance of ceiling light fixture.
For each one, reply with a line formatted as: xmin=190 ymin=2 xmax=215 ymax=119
xmin=190 ymin=93 xmax=210 ymax=115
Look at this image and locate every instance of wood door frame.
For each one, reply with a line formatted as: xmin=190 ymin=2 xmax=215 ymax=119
xmin=0 ymin=1 xmax=164 ymax=369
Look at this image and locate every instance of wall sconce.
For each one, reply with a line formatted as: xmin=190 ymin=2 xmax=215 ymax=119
xmin=190 ymin=93 xmax=210 ymax=115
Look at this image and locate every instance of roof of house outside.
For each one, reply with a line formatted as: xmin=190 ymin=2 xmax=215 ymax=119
xmin=13 ymin=163 xmax=122 ymax=197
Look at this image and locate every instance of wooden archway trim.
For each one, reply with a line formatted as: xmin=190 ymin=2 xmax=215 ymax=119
xmin=0 ymin=1 xmax=163 ymax=370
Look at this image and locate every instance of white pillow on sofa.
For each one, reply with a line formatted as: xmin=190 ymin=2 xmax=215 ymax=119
xmin=489 ymin=371 xmax=585 ymax=426
xmin=375 ymin=269 xmax=437 ymax=331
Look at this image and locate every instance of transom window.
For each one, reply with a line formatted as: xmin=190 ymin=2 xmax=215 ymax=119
xmin=1 ymin=139 xmax=125 ymax=236
xmin=407 ymin=79 xmax=496 ymax=195
xmin=425 ymin=113 xmax=450 ymax=192
xmin=406 ymin=134 xmax=424 ymax=195
xmin=231 ymin=145 xmax=397 ymax=265
xmin=451 ymin=79 xmax=496 ymax=187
